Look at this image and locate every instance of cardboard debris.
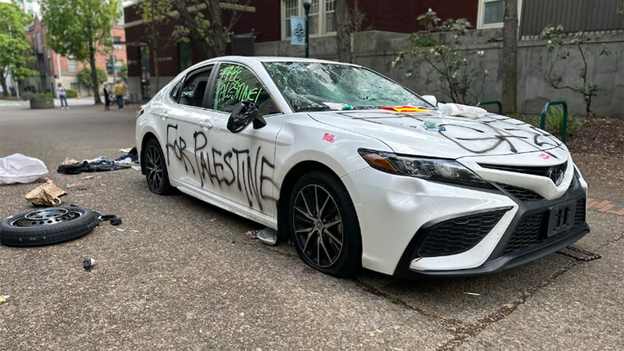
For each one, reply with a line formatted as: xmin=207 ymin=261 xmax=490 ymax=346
xmin=61 ymin=157 xmax=80 ymax=165
xmin=25 ymin=182 xmax=66 ymax=206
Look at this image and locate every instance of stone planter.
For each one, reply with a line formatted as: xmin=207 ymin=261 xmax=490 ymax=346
xmin=30 ymin=98 xmax=55 ymax=109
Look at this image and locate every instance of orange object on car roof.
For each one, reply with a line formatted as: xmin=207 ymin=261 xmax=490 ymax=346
xmin=378 ymin=106 xmax=430 ymax=113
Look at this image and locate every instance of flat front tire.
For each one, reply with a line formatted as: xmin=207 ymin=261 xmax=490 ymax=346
xmin=287 ymin=170 xmax=362 ymax=277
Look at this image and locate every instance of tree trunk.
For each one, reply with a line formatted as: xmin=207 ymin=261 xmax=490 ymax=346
xmin=336 ymin=0 xmax=352 ymax=63
xmin=209 ymin=0 xmax=226 ymax=57
xmin=152 ymin=45 xmax=159 ymax=92
xmin=89 ymin=52 xmax=102 ymax=104
xmin=501 ymin=0 xmax=518 ymax=114
xmin=0 ymin=72 xmax=8 ymax=98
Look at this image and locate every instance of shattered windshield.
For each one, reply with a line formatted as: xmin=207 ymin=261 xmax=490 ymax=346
xmin=264 ymin=62 xmax=430 ymax=112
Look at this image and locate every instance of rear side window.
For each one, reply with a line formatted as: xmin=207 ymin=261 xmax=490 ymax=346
xmin=213 ymin=64 xmax=274 ymax=114
xmin=178 ymin=65 xmax=214 ymax=108
xmin=169 ymin=79 xmax=183 ymax=102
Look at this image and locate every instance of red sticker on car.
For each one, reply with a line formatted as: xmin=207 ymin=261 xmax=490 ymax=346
xmin=322 ymin=133 xmax=335 ymax=143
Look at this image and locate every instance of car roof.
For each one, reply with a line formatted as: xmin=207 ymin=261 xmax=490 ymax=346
xmin=209 ymin=56 xmax=361 ymax=67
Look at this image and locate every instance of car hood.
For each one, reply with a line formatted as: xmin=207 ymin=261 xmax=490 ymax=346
xmin=308 ymin=110 xmax=567 ymax=160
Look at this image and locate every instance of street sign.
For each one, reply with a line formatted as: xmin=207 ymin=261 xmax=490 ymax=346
xmin=290 ymin=16 xmax=306 ymax=46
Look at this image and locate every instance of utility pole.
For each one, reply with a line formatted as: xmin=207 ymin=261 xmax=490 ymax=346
xmin=303 ymin=0 xmax=311 ymax=58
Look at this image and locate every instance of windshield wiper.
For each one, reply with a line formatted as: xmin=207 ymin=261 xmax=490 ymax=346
xmin=297 ymin=106 xmax=332 ymax=112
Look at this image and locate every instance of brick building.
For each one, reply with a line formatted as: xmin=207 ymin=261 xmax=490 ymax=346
xmin=22 ymin=16 xmax=127 ymax=97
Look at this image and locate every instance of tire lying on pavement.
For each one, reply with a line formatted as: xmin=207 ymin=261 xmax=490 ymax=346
xmin=0 ymin=207 xmax=99 ymax=247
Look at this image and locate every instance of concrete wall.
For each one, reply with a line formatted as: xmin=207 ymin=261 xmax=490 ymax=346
xmin=256 ymin=30 xmax=624 ymax=117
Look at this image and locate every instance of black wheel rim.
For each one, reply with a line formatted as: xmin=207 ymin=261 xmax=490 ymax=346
xmin=293 ymin=185 xmax=344 ymax=268
xmin=10 ymin=208 xmax=83 ymax=227
xmin=146 ymin=144 xmax=164 ymax=192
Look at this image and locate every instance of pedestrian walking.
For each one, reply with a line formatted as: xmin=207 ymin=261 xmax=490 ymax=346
xmin=57 ymin=83 xmax=69 ymax=109
xmin=103 ymin=84 xmax=111 ymax=111
xmin=113 ymin=79 xmax=126 ymax=110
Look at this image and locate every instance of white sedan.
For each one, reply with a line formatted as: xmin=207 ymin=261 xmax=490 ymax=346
xmin=135 ymin=56 xmax=589 ymax=278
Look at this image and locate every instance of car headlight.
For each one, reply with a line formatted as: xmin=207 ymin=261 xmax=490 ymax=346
xmin=358 ymin=148 xmax=492 ymax=188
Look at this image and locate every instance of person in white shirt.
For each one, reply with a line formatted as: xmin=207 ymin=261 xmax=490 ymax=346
xmin=57 ymin=83 xmax=69 ymax=109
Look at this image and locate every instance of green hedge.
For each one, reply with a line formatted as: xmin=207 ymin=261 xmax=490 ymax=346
xmin=66 ymin=88 xmax=78 ymax=98
xmin=37 ymin=93 xmax=54 ymax=99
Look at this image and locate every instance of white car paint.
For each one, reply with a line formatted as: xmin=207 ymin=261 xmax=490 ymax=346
xmin=136 ymin=56 xmax=589 ymax=277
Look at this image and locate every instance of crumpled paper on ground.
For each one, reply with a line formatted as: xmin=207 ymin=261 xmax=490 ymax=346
xmin=25 ymin=182 xmax=66 ymax=206
xmin=61 ymin=157 xmax=80 ymax=165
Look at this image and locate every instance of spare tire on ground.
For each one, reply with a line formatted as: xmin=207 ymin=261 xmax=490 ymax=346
xmin=0 ymin=207 xmax=99 ymax=247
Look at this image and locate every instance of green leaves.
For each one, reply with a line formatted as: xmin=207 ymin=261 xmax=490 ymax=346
xmin=0 ymin=3 xmax=39 ymax=87
xmin=77 ymin=66 xmax=107 ymax=90
xmin=41 ymin=0 xmax=122 ymax=61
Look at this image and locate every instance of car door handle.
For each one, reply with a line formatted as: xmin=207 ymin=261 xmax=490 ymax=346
xmin=199 ymin=120 xmax=213 ymax=130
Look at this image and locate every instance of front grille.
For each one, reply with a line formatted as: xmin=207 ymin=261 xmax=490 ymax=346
xmin=418 ymin=209 xmax=508 ymax=257
xmin=480 ymin=161 xmax=568 ymax=179
xmin=504 ymin=213 xmax=546 ymax=253
xmin=498 ymin=183 xmax=543 ymax=201
xmin=504 ymin=197 xmax=587 ymax=254
xmin=574 ymin=198 xmax=586 ymax=226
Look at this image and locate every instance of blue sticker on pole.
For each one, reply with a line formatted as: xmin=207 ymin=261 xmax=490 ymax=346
xmin=290 ymin=16 xmax=306 ymax=46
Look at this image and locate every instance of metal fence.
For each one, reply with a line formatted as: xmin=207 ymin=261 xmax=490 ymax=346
xmin=520 ymin=0 xmax=624 ymax=40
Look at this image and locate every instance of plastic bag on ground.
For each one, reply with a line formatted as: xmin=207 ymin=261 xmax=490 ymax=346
xmin=438 ymin=103 xmax=488 ymax=118
xmin=0 ymin=154 xmax=49 ymax=185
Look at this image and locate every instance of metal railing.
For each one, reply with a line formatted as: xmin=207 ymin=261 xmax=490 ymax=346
xmin=476 ymin=100 xmax=503 ymax=115
xmin=541 ymin=101 xmax=569 ymax=144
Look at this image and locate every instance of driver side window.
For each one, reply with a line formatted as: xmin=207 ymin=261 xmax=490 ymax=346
xmin=178 ymin=66 xmax=213 ymax=108
xmin=213 ymin=64 xmax=277 ymax=115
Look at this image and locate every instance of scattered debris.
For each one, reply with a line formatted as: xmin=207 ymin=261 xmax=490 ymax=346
xmin=83 ymin=175 xmax=94 ymax=180
xmin=45 ymin=177 xmax=52 ymax=182
xmin=110 ymin=218 xmax=122 ymax=226
xmin=101 ymin=183 xmax=106 ymax=187
xmin=25 ymin=182 xmax=66 ymax=206
xmin=116 ymin=228 xmax=125 ymax=232
xmin=98 ymin=213 xmax=122 ymax=226
xmin=245 ymin=227 xmax=278 ymax=246
xmin=57 ymin=161 xmax=130 ymax=175
xmin=210 ymin=218 xmax=217 ymax=222
xmin=119 ymin=148 xmax=133 ymax=153
xmin=83 ymin=258 xmax=97 ymax=272
xmin=439 ymin=103 xmax=488 ymax=118
xmin=131 ymin=230 xmax=139 ymax=233
xmin=131 ymin=166 xmax=141 ymax=171
xmin=66 ymin=183 xmax=83 ymax=189
xmin=463 ymin=292 xmax=480 ymax=296
xmin=0 ymin=295 xmax=8 ymax=304
xmin=83 ymin=156 xmax=107 ymax=164
xmin=0 ymin=153 xmax=49 ymax=185
xmin=61 ymin=157 xmax=79 ymax=165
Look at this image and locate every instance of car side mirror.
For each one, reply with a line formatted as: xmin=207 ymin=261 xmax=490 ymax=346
xmin=421 ymin=95 xmax=438 ymax=107
xmin=226 ymin=101 xmax=267 ymax=133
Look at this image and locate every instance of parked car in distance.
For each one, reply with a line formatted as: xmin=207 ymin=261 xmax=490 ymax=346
xmin=136 ymin=56 xmax=589 ymax=278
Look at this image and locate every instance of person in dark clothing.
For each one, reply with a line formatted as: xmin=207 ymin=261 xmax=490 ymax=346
xmin=103 ymin=84 xmax=111 ymax=111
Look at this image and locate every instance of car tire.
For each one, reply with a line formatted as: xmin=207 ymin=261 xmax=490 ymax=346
xmin=144 ymin=138 xmax=173 ymax=195
xmin=287 ymin=170 xmax=362 ymax=277
xmin=0 ymin=207 xmax=100 ymax=247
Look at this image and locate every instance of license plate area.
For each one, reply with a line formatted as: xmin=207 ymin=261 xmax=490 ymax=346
xmin=547 ymin=200 xmax=576 ymax=237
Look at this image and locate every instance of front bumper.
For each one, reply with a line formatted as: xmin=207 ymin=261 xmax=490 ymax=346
xmin=393 ymin=173 xmax=589 ymax=278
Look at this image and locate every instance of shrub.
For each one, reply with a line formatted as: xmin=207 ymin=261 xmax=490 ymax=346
xmin=66 ymin=88 xmax=78 ymax=98
xmin=36 ymin=93 xmax=54 ymax=99
xmin=546 ymin=106 xmax=585 ymax=136
xmin=20 ymin=92 xmax=35 ymax=101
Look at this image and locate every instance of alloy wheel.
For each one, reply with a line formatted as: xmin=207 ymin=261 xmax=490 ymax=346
xmin=145 ymin=144 xmax=164 ymax=192
xmin=292 ymin=184 xmax=344 ymax=268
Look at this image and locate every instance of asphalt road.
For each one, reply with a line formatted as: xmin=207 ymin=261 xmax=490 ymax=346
xmin=0 ymin=104 xmax=623 ymax=350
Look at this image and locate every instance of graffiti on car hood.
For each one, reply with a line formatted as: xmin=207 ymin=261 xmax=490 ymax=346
xmin=309 ymin=110 xmax=565 ymax=159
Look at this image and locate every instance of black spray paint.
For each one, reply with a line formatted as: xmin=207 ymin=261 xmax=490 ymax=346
xmin=167 ymin=124 xmax=278 ymax=211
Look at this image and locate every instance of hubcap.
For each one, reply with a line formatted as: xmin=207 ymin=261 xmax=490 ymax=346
xmin=11 ymin=208 xmax=83 ymax=227
xmin=292 ymin=185 xmax=344 ymax=268
xmin=145 ymin=144 xmax=163 ymax=192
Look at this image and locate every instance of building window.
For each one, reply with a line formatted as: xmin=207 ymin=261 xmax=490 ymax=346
xmin=68 ymin=58 xmax=78 ymax=72
xmin=281 ymin=0 xmax=337 ymax=40
xmin=325 ymin=0 xmax=336 ymax=33
xmin=477 ymin=0 xmax=522 ymax=29
xmin=70 ymin=82 xmax=80 ymax=91
xmin=178 ymin=41 xmax=192 ymax=72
